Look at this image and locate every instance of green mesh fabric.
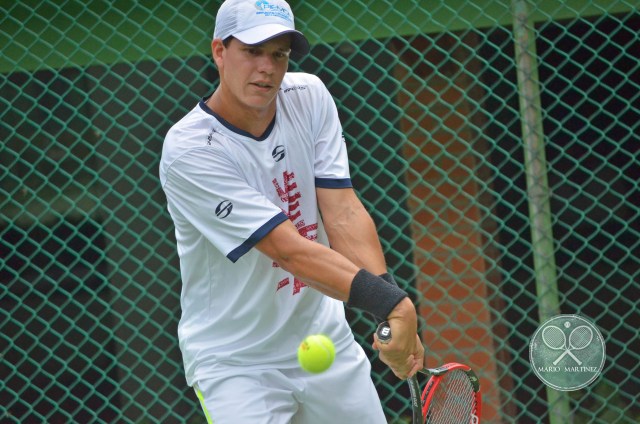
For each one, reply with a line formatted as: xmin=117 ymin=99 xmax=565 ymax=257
xmin=1 ymin=1 xmax=638 ymax=423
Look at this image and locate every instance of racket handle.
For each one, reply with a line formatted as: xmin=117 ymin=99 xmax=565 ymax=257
xmin=377 ymin=322 xmax=424 ymax=424
xmin=376 ymin=321 xmax=392 ymax=344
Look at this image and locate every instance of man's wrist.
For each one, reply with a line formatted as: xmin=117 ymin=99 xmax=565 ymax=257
xmin=347 ymin=269 xmax=408 ymax=321
xmin=385 ymin=297 xmax=417 ymax=322
xmin=379 ymin=272 xmax=398 ymax=287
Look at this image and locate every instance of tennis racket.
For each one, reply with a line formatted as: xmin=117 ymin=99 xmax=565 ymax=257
xmin=376 ymin=322 xmax=482 ymax=424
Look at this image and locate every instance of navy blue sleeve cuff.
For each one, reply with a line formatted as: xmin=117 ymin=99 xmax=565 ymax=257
xmin=227 ymin=212 xmax=289 ymax=263
xmin=315 ymin=178 xmax=352 ymax=188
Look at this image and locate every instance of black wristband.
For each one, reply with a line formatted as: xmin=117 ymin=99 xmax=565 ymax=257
xmin=347 ymin=269 xmax=408 ymax=321
xmin=379 ymin=272 xmax=399 ymax=287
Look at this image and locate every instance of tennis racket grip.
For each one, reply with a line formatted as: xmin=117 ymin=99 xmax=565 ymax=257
xmin=376 ymin=321 xmax=393 ymax=344
xmin=376 ymin=321 xmax=424 ymax=424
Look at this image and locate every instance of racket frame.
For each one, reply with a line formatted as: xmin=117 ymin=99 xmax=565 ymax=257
xmin=376 ymin=322 xmax=482 ymax=424
xmin=420 ymin=362 xmax=482 ymax=423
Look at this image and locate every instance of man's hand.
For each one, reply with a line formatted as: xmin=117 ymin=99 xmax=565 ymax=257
xmin=372 ymin=298 xmax=425 ymax=379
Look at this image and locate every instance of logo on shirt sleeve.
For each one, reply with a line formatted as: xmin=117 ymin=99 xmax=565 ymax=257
xmin=215 ymin=200 xmax=233 ymax=219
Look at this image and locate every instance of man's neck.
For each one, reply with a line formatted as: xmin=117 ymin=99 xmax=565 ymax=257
xmin=206 ymin=90 xmax=276 ymax=138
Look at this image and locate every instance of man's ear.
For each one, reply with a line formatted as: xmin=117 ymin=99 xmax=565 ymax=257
xmin=211 ymin=38 xmax=225 ymax=68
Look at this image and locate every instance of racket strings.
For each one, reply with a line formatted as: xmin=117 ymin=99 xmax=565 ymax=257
xmin=425 ymin=370 xmax=476 ymax=424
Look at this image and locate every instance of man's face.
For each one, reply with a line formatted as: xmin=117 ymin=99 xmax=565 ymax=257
xmin=215 ymin=35 xmax=291 ymax=113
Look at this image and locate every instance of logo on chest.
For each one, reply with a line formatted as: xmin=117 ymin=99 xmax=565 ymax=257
xmin=272 ymin=145 xmax=285 ymax=162
xmin=272 ymin=170 xmax=318 ymax=295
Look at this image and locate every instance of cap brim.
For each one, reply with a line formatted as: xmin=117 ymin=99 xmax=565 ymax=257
xmin=234 ymin=23 xmax=310 ymax=56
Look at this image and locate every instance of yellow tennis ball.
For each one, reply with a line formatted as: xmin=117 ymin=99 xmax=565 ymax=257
xmin=297 ymin=334 xmax=335 ymax=373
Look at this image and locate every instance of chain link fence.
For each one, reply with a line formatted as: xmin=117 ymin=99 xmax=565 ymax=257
xmin=1 ymin=1 xmax=639 ymax=423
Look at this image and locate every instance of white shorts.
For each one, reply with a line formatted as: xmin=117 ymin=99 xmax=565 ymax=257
xmin=193 ymin=340 xmax=387 ymax=424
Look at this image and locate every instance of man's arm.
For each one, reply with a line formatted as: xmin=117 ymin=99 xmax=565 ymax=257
xmin=316 ymin=187 xmax=423 ymax=378
xmin=255 ymin=188 xmax=386 ymax=296
xmin=316 ymin=187 xmax=387 ymax=274
xmin=255 ymin=187 xmax=423 ymax=379
xmin=255 ymin=217 xmax=422 ymax=379
xmin=255 ymin=217 xmax=359 ymax=301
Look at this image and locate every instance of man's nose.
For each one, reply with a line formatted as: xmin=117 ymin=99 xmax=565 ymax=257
xmin=257 ymin=54 xmax=277 ymax=73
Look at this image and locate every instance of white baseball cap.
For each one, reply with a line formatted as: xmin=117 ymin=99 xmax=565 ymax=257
xmin=213 ymin=0 xmax=310 ymax=56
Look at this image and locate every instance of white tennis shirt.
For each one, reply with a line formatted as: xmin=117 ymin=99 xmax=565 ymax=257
xmin=160 ymin=73 xmax=357 ymax=385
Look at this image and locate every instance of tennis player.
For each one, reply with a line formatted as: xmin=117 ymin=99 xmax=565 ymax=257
xmin=159 ymin=0 xmax=424 ymax=422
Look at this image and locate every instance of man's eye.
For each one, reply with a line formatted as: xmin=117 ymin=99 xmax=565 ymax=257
xmin=246 ymin=48 xmax=260 ymax=55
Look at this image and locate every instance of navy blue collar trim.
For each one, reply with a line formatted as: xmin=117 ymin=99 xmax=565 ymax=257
xmin=199 ymin=97 xmax=275 ymax=141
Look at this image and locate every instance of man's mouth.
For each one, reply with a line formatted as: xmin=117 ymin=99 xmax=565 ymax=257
xmin=252 ymin=82 xmax=272 ymax=89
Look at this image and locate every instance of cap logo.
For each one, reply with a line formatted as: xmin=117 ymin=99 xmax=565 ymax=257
xmin=254 ymin=0 xmax=292 ymax=22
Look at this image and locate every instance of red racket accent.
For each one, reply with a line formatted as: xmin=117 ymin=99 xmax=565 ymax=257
xmin=375 ymin=323 xmax=481 ymax=424
xmin=421 ymin=363 xmax=481 ymax=424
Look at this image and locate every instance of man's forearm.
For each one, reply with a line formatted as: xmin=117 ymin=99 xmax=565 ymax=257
xmin=323 ymin=203 xmax=388 ymax=274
